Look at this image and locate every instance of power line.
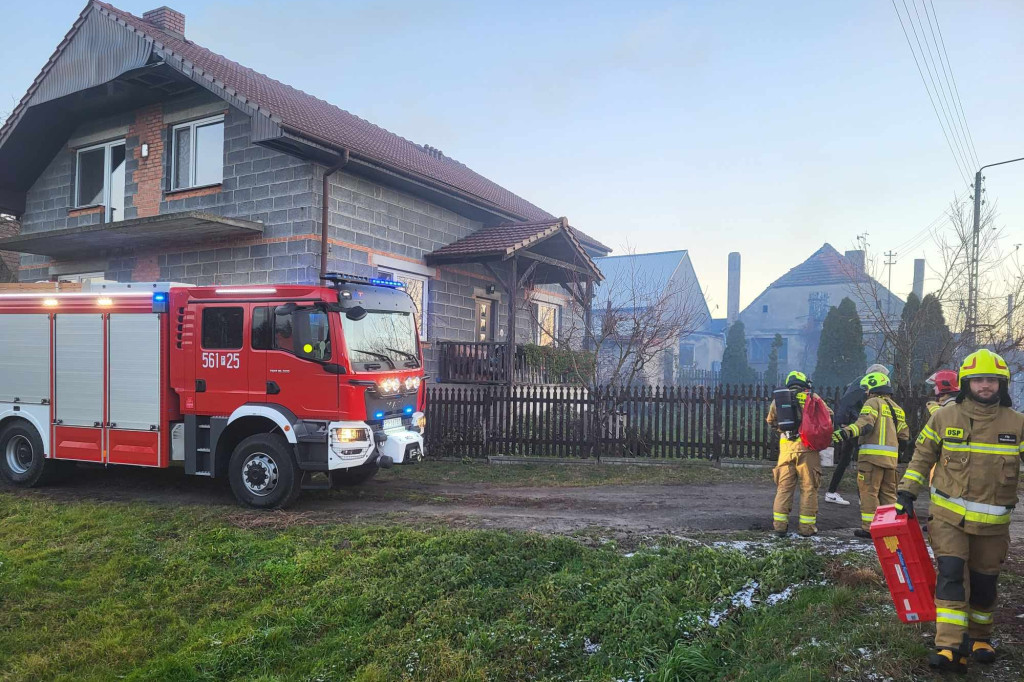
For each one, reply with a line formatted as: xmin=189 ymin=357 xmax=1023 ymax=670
xmin=927 ymin=0 xmax=981 ymax=169
xmin=916 ymin=0 xmax=979 ymax=169
xmin=890 ymin=189 xmax=970 ymax=261
xmin=901 ymin=0 xmax=975 ymax=180
xmin=890 ymin=0 xmax=971 ymax=185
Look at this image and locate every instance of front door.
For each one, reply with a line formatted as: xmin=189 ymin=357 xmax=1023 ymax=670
xmin=476 ymin=297 xmax=495 ymax=341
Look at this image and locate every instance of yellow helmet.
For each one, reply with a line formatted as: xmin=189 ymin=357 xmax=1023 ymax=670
xmin=786 ymin=370 xmax=810 ymax=389
xmin=959 ymin=349 xmax=1010 ymax=382
xmin=860 ymin=371 xmax=892 ymax=394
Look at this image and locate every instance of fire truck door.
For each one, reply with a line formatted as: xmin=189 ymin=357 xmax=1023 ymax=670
xmin=193 ymin=304 xmax=249 ymax=415
xmin=255 ymin=305 xmax=338 ymax=419
xmin=107 ymin=313 xmax=161 ymax=467
xmin=53 ymin=313 xmax=104 ymax=462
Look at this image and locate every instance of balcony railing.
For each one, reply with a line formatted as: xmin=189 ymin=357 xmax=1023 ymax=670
xmin=437 ymin=341 xmax=558 ymax=384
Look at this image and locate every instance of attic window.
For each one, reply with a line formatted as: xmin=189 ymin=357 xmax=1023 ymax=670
xmin=762 ymin=304 xmax=768 ymax=313
xmin=171 ymin=115 xmax=224 ymax=190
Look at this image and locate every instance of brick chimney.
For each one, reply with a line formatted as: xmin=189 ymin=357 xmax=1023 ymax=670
xmin=844 ymin=249 xmax=865 ymax=272
xmin=143 ymin=6 xmax=185 ymax=35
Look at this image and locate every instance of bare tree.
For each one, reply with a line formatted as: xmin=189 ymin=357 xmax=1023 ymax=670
xmin=844 ymin=197 xmax=1024 ymax=388
xmin=550 ymin=248 xmax=709 ymax=390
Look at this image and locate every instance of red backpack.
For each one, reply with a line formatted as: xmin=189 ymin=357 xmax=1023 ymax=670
xmin=799 ymin=392 xmax=833 ymax=451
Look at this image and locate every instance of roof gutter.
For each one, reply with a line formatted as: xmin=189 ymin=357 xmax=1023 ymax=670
xmin=321 ymin=148 xmax=349 ymax=282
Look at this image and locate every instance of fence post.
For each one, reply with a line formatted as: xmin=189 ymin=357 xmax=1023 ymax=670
xmin=712 ymin=385 xmax=723 ymax=464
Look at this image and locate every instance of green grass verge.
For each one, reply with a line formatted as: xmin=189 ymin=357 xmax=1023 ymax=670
xmin=376 ymin=460 xmax=863 ymax=495
xmin=0 ymin=494 xmax=946 ymax=681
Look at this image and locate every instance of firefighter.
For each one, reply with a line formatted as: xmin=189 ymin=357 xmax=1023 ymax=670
xmin=832 ymin=372 xmax=909 ymax=539
xmin=826 ymin=363 xmax=891 ymax=505
xmin=767 ymin=371 xmax=829 ymax=538
xmin=895 ymin=349 xmax=1023 ymax=673
xmin=925 ymin=369 xmax=960 ymax=415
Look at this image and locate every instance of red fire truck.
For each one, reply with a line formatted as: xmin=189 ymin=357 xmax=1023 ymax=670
xmin=0 ymin=274 xmax=425 ymax=508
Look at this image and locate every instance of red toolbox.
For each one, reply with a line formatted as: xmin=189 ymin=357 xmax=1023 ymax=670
xmin=869 ymin=504 xmax=936 ymax=623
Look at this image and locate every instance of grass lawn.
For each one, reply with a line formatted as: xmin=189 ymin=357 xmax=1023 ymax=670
xmin=375 ymin=459 xmax=863 ymax=495
xmin=0 ymin=494 xmax=968 ymax=681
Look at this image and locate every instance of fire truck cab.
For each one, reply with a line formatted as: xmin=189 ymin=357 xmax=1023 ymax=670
xmin=0 ymin=274 xmax=426 ymax=508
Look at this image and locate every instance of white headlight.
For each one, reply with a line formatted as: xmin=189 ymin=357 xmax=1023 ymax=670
xmin=404 ymin=376 xmax=421 ymax=390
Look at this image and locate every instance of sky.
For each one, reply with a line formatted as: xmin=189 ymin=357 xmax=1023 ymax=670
xmin=2 ymin=0 xmax=1023 ymax=316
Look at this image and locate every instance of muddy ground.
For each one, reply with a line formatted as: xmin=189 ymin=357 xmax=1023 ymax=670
xmin=5 ymin=462 xmax=1023 ymax=540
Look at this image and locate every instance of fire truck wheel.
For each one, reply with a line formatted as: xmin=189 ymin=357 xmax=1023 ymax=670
xmin=330 ymin=461 xmax=379 ymax=488
xmin=228 ymin=434 xmax=302 ymax=509
xmin=0 ymin=422 xmax=51 ymax=487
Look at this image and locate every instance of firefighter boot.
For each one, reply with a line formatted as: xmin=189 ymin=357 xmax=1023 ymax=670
xmin=928 ymin=649 xmax=968 ymax=674
xmin=971 ymin=640 xmax=996 ymax=664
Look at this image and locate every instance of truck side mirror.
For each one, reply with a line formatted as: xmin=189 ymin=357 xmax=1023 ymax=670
xmin=345 ymin=306 xmax=367 ymax=321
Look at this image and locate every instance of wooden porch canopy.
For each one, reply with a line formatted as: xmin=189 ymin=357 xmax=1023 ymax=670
xmin=425 ymin=217 xmax=604 ymax=385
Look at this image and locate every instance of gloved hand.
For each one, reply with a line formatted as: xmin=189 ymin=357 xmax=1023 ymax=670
xmin=831 ymin=428 xmax=849 ymax=444
xmin=895 ymin=490 xmax=916 ymax=518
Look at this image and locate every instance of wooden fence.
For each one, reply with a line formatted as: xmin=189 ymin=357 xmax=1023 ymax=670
xmin=424 ymin=383 xmax=934 ymax=460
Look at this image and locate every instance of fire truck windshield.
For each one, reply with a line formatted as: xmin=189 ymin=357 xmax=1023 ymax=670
xmin=339 ymin=310 xmax=419 ymax=371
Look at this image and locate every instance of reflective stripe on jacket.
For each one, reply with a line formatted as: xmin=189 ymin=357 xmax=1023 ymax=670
xmin=900 ymin=397 xmax=1024 ymax=535
xmin=849 ymin=395 xmax=910 ymax=469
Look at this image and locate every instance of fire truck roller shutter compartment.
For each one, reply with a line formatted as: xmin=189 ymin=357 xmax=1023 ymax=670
xmin=54 ymin=314 xmax=105 ymax=461
xmin=0 ymin=314 xmax=52 ymax=455
xmin=107 ymin=313 xmax=161 ymax=466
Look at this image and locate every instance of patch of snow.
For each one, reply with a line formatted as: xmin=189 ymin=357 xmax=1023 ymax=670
xmin=583 ymin=637 xmax=601 ymax=655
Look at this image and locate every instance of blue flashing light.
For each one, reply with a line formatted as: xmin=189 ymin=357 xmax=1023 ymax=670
xmin=152 ymin=291 xmax=169 ymax=313
xmin=403 ymin=406 xmax=414 ymax=415
xmin=369 ymin=278 xmax=405 ymax=289
xmin=374 ymin=410 xmax=385 ymax=420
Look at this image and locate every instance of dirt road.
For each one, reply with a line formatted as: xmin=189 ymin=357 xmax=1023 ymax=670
xmin=6 ymin=463 xmax=1022 ymax=540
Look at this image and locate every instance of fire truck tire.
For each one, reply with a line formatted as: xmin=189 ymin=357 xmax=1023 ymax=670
xmin=228 ymin=434 xmax=303 ymax=509
xmin=0 ymin=421 xmax=54 ymax=487
xmin=330 ymin=461 xmax=379 ymax=487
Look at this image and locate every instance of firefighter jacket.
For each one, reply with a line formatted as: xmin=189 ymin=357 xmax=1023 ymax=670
xmin=900 ymin=397 xmax=1024 ymax=536
xmin=926 ymin=396 xmax=955 ymax=416
xmin=847 ymin=395 xmax=909 ymax=469
xmin=767 ymin=391 xmax=831 ymax=461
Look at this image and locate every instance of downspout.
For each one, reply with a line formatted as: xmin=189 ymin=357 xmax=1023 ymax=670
xmin=320 ymin=149 xmax=350 ymax=281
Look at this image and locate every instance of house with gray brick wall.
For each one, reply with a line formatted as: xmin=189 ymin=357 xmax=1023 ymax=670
xmin=0 ymin=2 xmax=609 ymax=378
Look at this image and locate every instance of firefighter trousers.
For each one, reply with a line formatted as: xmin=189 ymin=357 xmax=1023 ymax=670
xmin=772 ymin=451 xmax=820 ymax=535
xmin=856 ymin=460 xmax=897 ymax=530
xmin=929 ymin=516 xmax=1010 ymax=650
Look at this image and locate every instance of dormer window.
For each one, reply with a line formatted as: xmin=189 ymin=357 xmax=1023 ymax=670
xmin=171 ymin=115 xmax=224 ymax=190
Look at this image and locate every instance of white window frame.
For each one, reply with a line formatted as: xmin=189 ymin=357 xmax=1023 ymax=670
xmin=535 ymin=301 xmax=560 ymax=346
xmin=379 ymin=268 xmax=429 ymax=340
xmin=171 ymin=114 xmax=225 ymax=190
xmin=74 ymin=139 xmax=126 ymax=222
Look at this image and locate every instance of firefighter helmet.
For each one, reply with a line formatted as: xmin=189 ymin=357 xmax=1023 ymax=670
xmin=786 ymin=370 xmax=811 ymax=389
xmin=959 ymin=349 xmax=1010 ymax=382
xmin=860 ymin=371 xmax=892 ymax=394
xmin=926 ymin=370 xmax=960 ymax=396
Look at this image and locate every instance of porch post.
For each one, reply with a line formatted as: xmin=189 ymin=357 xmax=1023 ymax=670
xmin=508 ymin=255 xmax=518 ymax=388
xmin=583 ymin=278 xmax=594 ymax=351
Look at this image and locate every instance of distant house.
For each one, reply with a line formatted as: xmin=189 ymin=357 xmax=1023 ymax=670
xmin=0 ymin=2 xmax=609 ymax=380
xmin=592 ymin=250 xmax=721 ymax=384
xmin=737 ymin=243 xmax=903 ymax=374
